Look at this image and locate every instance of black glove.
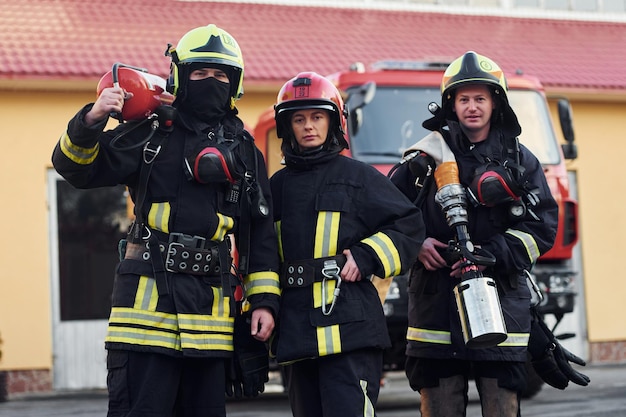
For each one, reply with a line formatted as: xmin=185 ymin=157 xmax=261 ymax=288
xmin=225 ymin=309 xmax=270 ymax=398
xmin=527 ymin=308 xmax=590 ymax=389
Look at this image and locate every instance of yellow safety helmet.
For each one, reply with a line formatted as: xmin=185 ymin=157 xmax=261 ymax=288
xmin=441 ymin=51 xmax=508 ymax=100
xmin=423 ymin=51 xmax=520 ymax=135
xmin=166 ymin=24 xmax=244 ymax=109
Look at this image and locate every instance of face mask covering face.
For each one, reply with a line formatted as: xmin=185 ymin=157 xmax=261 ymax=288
xmin=179 ymin=77 xmax=230 ymax=123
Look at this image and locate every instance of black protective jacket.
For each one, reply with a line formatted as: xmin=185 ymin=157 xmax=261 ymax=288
xmin=271 ymin=148 xmax=424 ymax=364
xmin=391 ymin=122 xmax=558 ymax=362
xmin=52 ymin=105 xmax=280 ymax=358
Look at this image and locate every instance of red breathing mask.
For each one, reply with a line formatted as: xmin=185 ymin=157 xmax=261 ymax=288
xmin=467 ymin=162 xmax=523 ymax=207
xmin=97 ymin=63 xmax=174 ymax=121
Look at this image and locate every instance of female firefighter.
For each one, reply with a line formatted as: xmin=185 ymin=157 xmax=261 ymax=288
xmin=270 ymin=71 xmax=424 ymax=417
xmin=52 ymin=24 xmax=280 ymax=417
xmin=389 ymin=51 xmax=559 ymax=416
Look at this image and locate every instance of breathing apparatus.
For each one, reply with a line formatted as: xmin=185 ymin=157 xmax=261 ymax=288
xmin=97 ymin=63 xmax=174 ymax=122
xmin=96 ymin=63 xmax=177 ymax=151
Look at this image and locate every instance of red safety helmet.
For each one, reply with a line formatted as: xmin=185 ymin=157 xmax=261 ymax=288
xmin=274 ymin=72 xmax=348 ymax=149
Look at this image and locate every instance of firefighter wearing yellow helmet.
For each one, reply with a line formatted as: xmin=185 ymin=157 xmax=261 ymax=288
xmin=389 ymin=51 xmax=560 ymax=416
xmin=52 ymin=24 xmax=280 ymax=416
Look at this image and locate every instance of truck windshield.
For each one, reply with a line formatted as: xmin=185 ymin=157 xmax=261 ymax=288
xmin=347 ymin=86 xmax=561 ymax=166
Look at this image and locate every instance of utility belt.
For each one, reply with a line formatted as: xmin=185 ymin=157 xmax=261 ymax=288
xmin=123 ymin=232 xmax=222 ymax=277
xmin=280 ymin=255 xmax=346 ymax=288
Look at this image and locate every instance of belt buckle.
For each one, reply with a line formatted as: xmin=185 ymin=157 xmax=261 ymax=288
xmin=165 ymin=242 xmax=184 ymax=273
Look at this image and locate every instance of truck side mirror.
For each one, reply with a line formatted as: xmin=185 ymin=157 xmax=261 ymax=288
xmin=557 ymin=99 xmax=578 ymax=160
xmin=346 ymin=81 xmax=376 ymax=136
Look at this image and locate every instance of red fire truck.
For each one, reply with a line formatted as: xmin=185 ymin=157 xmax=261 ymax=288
xmin=254 ymin=60 xmax=579 ymax=397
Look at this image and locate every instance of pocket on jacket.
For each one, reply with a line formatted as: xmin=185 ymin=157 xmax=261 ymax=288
xmin=315 ymin=190 xmax=353 ymax=213
xmin=309 ymin=297 xmax=365 ymax=327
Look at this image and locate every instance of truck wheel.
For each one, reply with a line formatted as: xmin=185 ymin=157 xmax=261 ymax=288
xmin=522 ymin=359 xmax=544 ymax=398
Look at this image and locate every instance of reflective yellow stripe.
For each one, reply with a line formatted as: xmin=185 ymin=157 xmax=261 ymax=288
xmin=59 ymin=132 xmax=99 ymax=164
xmin=105 ymin=326 xmax=181 ymax=350
xmin=180 ymin=332 xmax=233 ymax=351
xmin=245 ymin=271 xmax=281 ymax=296
xmin=211 ymin=213 xmax=234 ymax=241
xmin=147 ymin=202 xmax=171 ymax=233
xmin=407 ymin=327 xmax=529 ymax=347
xmin=407 ymin=327 xmax=452 ymax=344
xmin=361 ymin=380 xmax=375 ymax=417
xmin=107 ymin=307 xmax=181 ymax=350
xmin=209 ymin=286 xmax=230 ymax=317
xmin=314 ymin=211 xmax=340 ymax=258
xmin=498 ymin=332 xmax=530 ymax=347
xmin=134 ymin=275 xmax=158 ymax=311
xmin=361 ymin=232 xmax=402 ymax=277
xmin=109 ymin=307 xmax=179 ymax=330
xmin=317 ymin=324 xmax=341 ymax=356
xmin=505 ymin=229 xmax=540 ymax=264
xmin=275 ymin=220 xmax=284 ymax=262
xmin=178 ymin=314 xmax=234 ymax=333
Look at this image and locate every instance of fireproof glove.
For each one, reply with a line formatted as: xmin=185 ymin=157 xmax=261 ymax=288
xmin=224 ymin=309 xmax=270 ymax=398
xmin=527 ymin=308 xmax=590 ymax=389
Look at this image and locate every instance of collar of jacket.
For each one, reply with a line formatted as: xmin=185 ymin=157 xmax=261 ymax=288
xmin=283 ymin=143 xmax=342 ymax=170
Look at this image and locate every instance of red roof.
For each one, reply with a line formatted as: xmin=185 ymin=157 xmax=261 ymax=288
xmin=2 ymin=0 xmax=625 ymax=92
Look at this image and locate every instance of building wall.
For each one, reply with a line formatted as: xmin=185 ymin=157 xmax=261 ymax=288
xmin=0 ymin=85 xmax=624 ymax=393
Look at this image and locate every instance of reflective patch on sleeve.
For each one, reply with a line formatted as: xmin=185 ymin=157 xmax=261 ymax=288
xmin=361 ymin=232 xmax=402 ymax=277
xmin=406 ymin=326 xmax=452 ymax=345
xmin=59 ymin=132 xmax=99 ymax=164
xmin=244 ymin=271 xmax=281 ymax=296
xmin=505 ymin=229 xmax=540 ymax=264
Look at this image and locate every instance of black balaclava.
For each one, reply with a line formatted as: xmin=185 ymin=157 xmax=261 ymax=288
xmin=175 ymin=63 xmax=235 ymax=124
xmin=177 ymin=76 xmax=230 ymax=124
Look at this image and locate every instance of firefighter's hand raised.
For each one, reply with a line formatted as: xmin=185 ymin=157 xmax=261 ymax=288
xmin=85 ymin=87 xmax=133 ymax=126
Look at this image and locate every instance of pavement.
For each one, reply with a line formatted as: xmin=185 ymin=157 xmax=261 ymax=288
xmin=1 ymin=364 xmax=624 ymax=417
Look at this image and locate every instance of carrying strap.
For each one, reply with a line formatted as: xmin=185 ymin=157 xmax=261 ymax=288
xmin=129 ymin=125 xmax=170 ymax=295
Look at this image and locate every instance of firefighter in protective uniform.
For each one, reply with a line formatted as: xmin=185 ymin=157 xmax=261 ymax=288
xmin=52 ymin=24 xmax=280 ymax=417
xmin=270 ymin=72 xmax=424 ymax=417
xmin=389 ymin=51 xmax=558 ymax=416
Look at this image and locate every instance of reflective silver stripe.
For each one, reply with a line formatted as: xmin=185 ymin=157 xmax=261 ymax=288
xmin=245 ymin=271 xmax=281 ymax=296
xmin=316 ymin=324 xmax=341 ymax=356
xmin=180 ymin=332 xmax=233 ymax=351
xmin=148 ymin=202 xmax=170 ymax=233
xmin=361 ymin=232 xmax=402 ymax=277
xmin=314 ymin=211 xmax=340 ymax=258
xmin=106 ymin=326 xmax=181 ymax=350
xmin=505 ymin=229 xmax=540 ymax=264
xmin=360 ymin=379 xmax=375 ymax=417
xmin=406 ymin=326 xmax=452 ymax=345
xmin=59 ymin=132 xmax=99 ymax=164
xmin=109 ymin=307 xmax=178 ymax=330
xmin=498 ymin=332 xmax=530 ymax=347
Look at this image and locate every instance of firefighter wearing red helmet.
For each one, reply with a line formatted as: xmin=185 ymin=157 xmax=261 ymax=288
xmin=270 ymin=71 xmax=425 ymax=417
xmin=52 ymin=24 xmax=280 ymax=416
xmin=389 ymin=51 xmax=560 ymax=416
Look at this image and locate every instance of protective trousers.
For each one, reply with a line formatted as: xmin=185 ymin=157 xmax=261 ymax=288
xmin=406 ymin=357 xmax=523 ymax=417
xmin=284 ymin=348 xmax=383 ymax=417
xmin=419 ymin=376 xmax=519 ymax=417
xmin=106 ymin=350 xmax=226 ymax=417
